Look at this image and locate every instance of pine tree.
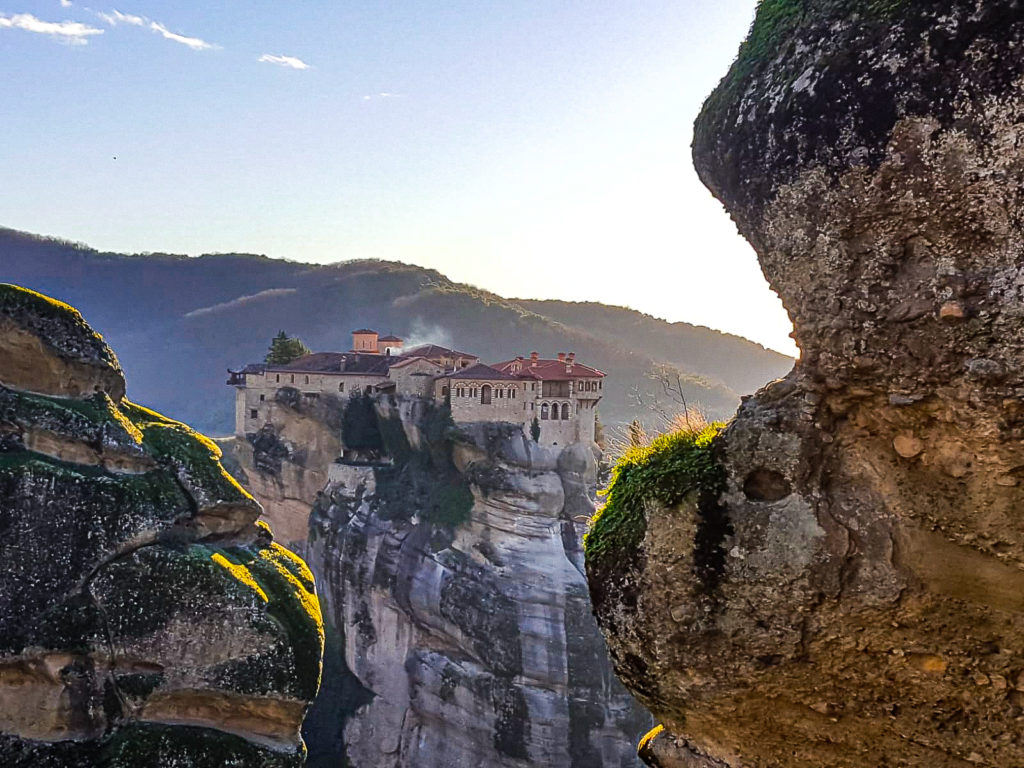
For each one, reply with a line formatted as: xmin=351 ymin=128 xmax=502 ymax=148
xmin=530 ymin=417 xmax=541 ymax=442
xmin=265 ymin=331 xmax=311 ymax=365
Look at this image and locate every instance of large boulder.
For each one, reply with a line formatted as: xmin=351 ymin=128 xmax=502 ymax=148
xmin=588 ymin=4 xmax=1024 ymax=767
xmin=0 ymin=284 xmax=323 ymax=766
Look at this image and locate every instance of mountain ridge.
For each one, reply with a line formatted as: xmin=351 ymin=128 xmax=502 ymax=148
xmin=0 ymin=226 xmax=793 ymax=435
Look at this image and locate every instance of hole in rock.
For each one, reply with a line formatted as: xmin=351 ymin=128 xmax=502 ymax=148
xmin=743 ymin=469 xmax=792 ymax=502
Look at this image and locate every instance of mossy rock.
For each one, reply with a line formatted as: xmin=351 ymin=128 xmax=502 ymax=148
xmin=584 ymin=425 xmax=725 ymax=582
xmin=0 ymin=283 xmax=125 ymax=399
xmin=693 ymin=1 xmax=1022 ymax=233
xmin=0 ymin=284 xmax=323 ymax=764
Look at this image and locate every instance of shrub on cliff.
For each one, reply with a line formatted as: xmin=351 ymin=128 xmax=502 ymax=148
xmin=341 ymin=392 xmax=383 ymax=453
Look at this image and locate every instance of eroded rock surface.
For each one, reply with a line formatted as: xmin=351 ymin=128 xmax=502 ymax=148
xmin=223 ymin=387 xmax=344 ymax=550
xmin=306 ymin=401 xmax=650 ymax=767
xmin=0 ymin=284 xmax=323 ymax=767
xmin=588 ymin=4 xmax=1024 ymax=767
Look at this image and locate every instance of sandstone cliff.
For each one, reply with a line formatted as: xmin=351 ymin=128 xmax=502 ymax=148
xmin=0 ymin=284 xmax=324 ymax=766
xmin=230 ymin=392 xmax=651 ymax=765
xmin=587 ymin=3 xmax=1024 ymax=767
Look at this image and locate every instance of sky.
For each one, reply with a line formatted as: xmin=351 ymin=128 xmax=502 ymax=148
xmin=0 ymin=1 xmax=798 ymax=356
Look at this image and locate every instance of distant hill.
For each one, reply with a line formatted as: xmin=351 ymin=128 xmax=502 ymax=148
xmin=0 ymin=228 xmax=793 ymax=435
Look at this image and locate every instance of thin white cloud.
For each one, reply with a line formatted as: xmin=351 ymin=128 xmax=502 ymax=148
xmin=258 ymin=53 xmax=310 ymax=70
xmin=97 ymin=9 xmax=143 ymax=26
xmin=0 ymin=12 xmax=103 ymax=44
xmin=362 ymin=92 xmax=402 ymax=101
xmin=149 ymin=20 xmax=217 ymax=50
xmin=59 ymin=0 xmax=72 ymax=7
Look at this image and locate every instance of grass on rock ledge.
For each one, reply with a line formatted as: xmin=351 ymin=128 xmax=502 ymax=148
xmin=584 ymin=423 xmax=725 ymax=571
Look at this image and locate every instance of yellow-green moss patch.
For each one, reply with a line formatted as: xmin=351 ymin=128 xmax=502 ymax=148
xmin=584 ymin=424 xmax=725 ymax=571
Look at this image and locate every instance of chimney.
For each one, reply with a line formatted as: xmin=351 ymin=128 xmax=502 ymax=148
xmin=530 ymin=351 xmax=539 ymax=365
xmin=557 ymin=352 xmax=566 ymax=362
xmin=567 ymin=352 xmax=575 ymax=363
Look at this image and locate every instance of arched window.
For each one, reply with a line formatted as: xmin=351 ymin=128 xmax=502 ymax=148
xmin=481 ymin=385 xmax=492 ymax=404
xmin=550 ymin=403 xmax=559 ymax=420
xmin=541 ymin=403 xmax=549 ymax=420
xmin=511 ymin=389 xmax=516 ymax=399
xmin=339 ymin=382 xmax=345 ymax=392
xmin=561 ymin=403 xmax=570 ymax=420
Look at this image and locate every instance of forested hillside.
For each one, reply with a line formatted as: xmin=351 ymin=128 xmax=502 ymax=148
xmin=0 ymin=228 xmax=793 ymax=434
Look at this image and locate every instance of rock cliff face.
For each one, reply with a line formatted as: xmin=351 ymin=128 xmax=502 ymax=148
xmin=231 ymin=390 xmax=651 ymax=766
xmin=587 ymin=3 xmax=1024 ymax=767
xmin=0 ymin=284 xmax=323 ymax=767
xmin=307 ymin=401 xmax=650 ymax=767
xmin=221 ymin=387 xmax=344 ymax=550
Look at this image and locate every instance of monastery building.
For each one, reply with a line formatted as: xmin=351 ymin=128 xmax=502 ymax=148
xmin=228 ymin=329 xmax=605 ymax=447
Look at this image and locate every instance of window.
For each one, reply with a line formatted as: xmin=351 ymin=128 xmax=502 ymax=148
xmin=531 ymin=383 xmax=536 ymax=391
xmin=481 ymin=385 xmax=492 ymax=405
xmin=339 ymin=382 xmax=345 ymax=392
xmin=541 ymin=403 xmax=549 ymax=420
xmin=290 ymin=375 xmax=295 ymax=383
xmin=275 ymin=374 xmax=280 ymax=383
xmin=250 ymin=409 xmax=258 ymax=419
xmin=442 ymin=386 xmax=450 ymax=397
xmin=259 ymin=394 xmax=265 ymax=402
xmin=511 ymin=389 xmax=516 ymax=399
xmin=305 ymin=375 xmax=309 ymax=384
xmin=562 ymin=403 xmax=570 ymax=420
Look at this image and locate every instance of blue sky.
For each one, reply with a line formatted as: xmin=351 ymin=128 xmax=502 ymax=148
xmin=0 ymin=1 xmax=797 ymax=355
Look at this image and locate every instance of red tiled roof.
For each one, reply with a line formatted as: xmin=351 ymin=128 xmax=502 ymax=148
xmin=379 ymin=335 xmax=403 ymax=342
xmin=492 ymin=358 xmax=605 ymax=380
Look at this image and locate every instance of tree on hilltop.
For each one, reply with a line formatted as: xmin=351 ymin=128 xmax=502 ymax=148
xmin=265 ymin=331 xmax=310 ymax=365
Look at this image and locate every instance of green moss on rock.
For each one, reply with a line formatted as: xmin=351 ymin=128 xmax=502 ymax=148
xmin=122 ymin=399 xmax=255 ymax=506
xmin=221 ymin=537 xmax=325 ymax=701
xmin=0 ymin=284 xmax=324 ymax=765
xmin=584 ymin=424 xmax=724 ymax=571
xmin=0 ymin=283 xmax=121 ymax=369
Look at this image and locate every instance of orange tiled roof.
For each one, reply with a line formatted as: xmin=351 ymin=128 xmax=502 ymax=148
xmin=491 ymin=357 xmax=605 ymax=381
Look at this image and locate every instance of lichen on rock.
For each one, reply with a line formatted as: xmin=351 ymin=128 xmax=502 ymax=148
xmin=0 ymin=283 xmax=323 ymax=766
xmin=588 ymin=4 xmax=1024 ymax=767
